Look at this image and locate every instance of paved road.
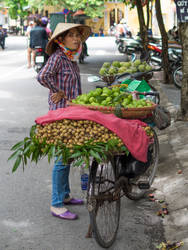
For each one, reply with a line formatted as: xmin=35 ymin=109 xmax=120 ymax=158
xmin=0 ymin=36 xmax=165 ymax=250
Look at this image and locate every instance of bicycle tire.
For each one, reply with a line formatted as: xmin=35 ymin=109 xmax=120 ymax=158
xmin=88 ymin=158 xmax=120 ymax=248
xmin=125 ymin=128 xmax=159 ymax=200
xmin=173 ymin=65 xmax=182 ymax=89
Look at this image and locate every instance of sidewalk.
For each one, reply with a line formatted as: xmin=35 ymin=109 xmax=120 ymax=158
xmin=150 ymin=72 xmax=188 ymax=249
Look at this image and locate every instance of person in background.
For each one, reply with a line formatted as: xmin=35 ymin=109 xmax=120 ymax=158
xmin=41 ymin=17 xmax=52 ymax=39
xmin=26 ymin=21 xmax=34 ymax=68
xmin=99 ymin=28 xmax=104 ymax=36
xmin=116 ymin=19 xmax=131 ymax=38
xmin=29 ymin=18 xmax=49 ymax=67
xmin=37 ymin=23 xmax=91 ymax=220
xmin=0 ymin=25 xmax=6 ymax=50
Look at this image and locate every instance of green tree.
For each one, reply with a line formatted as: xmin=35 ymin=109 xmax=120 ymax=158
xmin=5 ymin=0 xmax=29 ymax=19
xmin=28 ymin=0 xmax=104 ymax=18
xmin=5 ymin=0 xmax=29 ymax=34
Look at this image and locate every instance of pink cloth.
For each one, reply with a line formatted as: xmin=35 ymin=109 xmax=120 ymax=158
xmin=35 ymin=106 xmax=150 ymax=162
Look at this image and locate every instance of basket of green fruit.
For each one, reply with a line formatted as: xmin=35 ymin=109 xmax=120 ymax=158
xmin=99 ymin=60 xmax=153 ymax=84
xmin=68 ymin=86 xmax=157 ymax=119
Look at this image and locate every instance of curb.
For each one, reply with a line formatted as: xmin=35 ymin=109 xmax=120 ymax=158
xmin=150 ymin=77 xmax=188 ymax=249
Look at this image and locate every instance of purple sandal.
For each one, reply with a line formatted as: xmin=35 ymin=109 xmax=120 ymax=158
xmin=64 ymin=198 xmax=84 ymax=205
xmin=51 ymin=210 xmax=78 ymax=220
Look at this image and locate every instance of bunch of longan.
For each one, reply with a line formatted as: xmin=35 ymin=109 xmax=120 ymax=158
xmin=35 ymin=119 xmax=124 ymax=148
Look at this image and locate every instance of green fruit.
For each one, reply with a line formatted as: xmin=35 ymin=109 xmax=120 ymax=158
xmin=118 ymin=67 xmax=127 ymax=74
xmin=102 ymin=62 xmax=111 ymax=68
xmin=90 ymin=102 xmax=98 ymax=106
xmin=99 ymin=67 xmax=108 ymax=76
xmin=145 ymin=65 xmax=152 ymax=71
xmin=112 ymin=61 xmax=121 ymax=68
xmin=108 ymin=67 xmax=117 ymax=75
xmin=89 ymin=97 xmax=95 ymax=103
xmin=125 ymin=69 xmax=133 ymax=74
xmin=122 ymin=62 xmax=130 ymax=68
xmin=130 ymin=67 xmax=137 ymax=73
xmin=133 ymin=59 xmax=141 ymax=67
xmin=112 ymin=87 xmax=120 ymax=92
xmin=138 ymin=64 xmax=145 ymax=72
xmin=113 ymin=92 xmax=119 ymax=97
xmin=106 ymin=96 xmax=112 ymax=102
xmin=101 ymin=100 xmax=108 ymax=106
xmin=102 ymin=88 xmax=112 ymax=96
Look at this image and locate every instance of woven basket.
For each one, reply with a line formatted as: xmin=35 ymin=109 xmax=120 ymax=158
xmin=101 ymin=75 xmax=116 ymax=85
xmin=68 ymin=101 xmax=157 ymax=119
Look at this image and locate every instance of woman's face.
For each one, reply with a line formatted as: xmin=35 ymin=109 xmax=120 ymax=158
xmin=58 ymin=28 xmax=82 ymax=50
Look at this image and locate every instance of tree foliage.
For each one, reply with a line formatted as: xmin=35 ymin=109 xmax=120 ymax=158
xmin=5 ymin=0 xmax=29 ymax=19
xmin=28 ymin=0 xmax=105 ymax=18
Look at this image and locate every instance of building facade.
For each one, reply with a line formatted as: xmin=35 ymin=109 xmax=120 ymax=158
xmin=39 ymin=0 xmax=177 ymax=36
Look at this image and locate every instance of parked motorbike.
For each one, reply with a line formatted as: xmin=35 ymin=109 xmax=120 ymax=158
xmin=147 ymin=43 xmax=182 ymax=88
xmin=34 ymin=46 xmax=48 ymax=73
xmin=116 ymin=36 xmax=142 ymax=54
xmin=116 ymin=36 xmax=161 ymax=63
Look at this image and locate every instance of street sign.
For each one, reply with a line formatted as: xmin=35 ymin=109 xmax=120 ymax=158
xmin=174 ymin=0 xmax=188 ymax=22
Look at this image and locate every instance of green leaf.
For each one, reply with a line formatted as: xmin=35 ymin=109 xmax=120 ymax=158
xmin=73 ymin=158 xmax=85 ymax=167
xmin=70 ymin=151 xmax=83 ymax=158
xmin=31 ymin=148 xmax=41 ymax=163
xmin=8 ymin=150 xmax=22 ymax=161
xmin=12 ymin=155 xmax=22 ymax=173
xmin=30 ymin=125 xmax=37 ymax=138
xmin=89 ymin=150 xmax=102 ymax=163
xmin=47 ymin=145 xmax=56 ymax=163
xmin=23 ymin=155 xmax=28 ymax=165
xmin=10 ymin=140 xmax=25 ymax=151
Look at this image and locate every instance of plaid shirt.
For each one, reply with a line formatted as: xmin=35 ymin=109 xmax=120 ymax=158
xmin=37 ymin=48 xmax=82 ymax=110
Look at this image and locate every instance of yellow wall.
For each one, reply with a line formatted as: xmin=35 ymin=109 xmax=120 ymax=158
xmin=42 ymin=0 xmax=177 ymax=36
xmin=85 ymin=18 xmax=104 ymax=35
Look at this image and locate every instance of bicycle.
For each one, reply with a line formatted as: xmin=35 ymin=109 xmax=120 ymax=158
xmin=83 ymin=91 xmax=160 ymax=248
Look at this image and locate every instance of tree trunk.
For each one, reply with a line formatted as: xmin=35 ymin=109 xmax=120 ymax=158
xmin=155 ymin=0 xmax=172 ymax=84
xmin=179 ymin=23 xmax=188 ymax=120
xmin=146 ymin=1 xmax=150 ymax=29
xmin=136 ymin=0 xmax=148 ymax=51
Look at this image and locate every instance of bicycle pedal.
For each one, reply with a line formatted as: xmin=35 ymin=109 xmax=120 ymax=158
xmin=138 ymin=181 xmax=150 ymax=189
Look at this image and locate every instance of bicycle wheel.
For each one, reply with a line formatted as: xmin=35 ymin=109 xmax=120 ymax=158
xmin=173 ymin=65 xmax=182 ymax=89
xmin=125 ymin=128 xmax=159 ymax=200
xmin=87 ymin=158 xmax=120 ymax=248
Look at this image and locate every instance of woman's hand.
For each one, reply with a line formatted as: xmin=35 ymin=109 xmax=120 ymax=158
xmin=51 ymin=90 xmax=67 ymax=104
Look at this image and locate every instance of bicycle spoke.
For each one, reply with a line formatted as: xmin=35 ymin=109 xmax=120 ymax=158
xmin=88 ymin=158 xmax=120 ymax=248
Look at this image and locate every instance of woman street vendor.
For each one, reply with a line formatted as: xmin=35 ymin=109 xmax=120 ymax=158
xmin=37 ymin=23 xmax=91 ymax=220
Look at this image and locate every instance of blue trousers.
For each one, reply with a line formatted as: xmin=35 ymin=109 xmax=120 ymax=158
xmin=52 ymin=159 xmax=70 ymax=207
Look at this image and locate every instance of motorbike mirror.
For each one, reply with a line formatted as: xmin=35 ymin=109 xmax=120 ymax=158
xmin=88 ymin=75 xmax=101 ymax=82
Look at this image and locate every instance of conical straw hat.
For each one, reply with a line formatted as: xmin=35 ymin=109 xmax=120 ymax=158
xmin=46 ymin=23 xmax=91 ymax=55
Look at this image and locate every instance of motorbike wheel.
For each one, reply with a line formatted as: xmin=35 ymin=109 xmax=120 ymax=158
xmin=173 ymin=65 xmax=182 ymax=89
xmin=118 ymin=44 xmax=126 ymax=53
